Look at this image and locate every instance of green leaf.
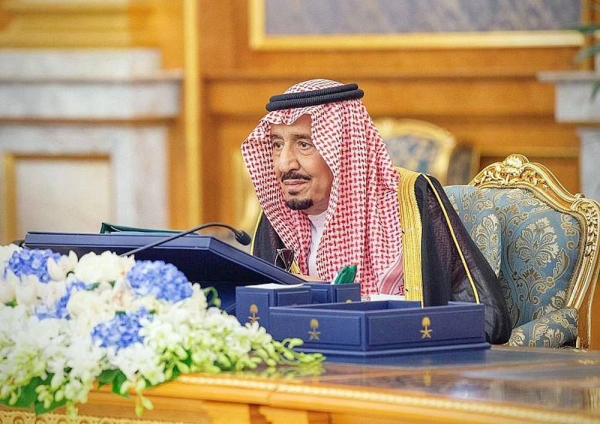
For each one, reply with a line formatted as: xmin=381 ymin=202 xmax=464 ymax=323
xmin=574 ymin=44 xmax=600 ymax=63
xmin=170 ymin=367 xmax=181 ymax=380
xmin=591 ymin=81 xmax=600 ymax=100
xmin=11 ymin=378 xmax=44 ymax=408
xmin=98 ymin=369 xmax=121 ymax=386
xmin=203 ymin=286 xmax=221 ymax=308
xmin=568 ymin=24 xmax=600 ymax=34
xmin=112 ymin=370 xmax=129 ymax=397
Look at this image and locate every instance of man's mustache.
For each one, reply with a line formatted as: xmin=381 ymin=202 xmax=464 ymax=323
xmin=281 ymin=172 xmax=311 ymax=182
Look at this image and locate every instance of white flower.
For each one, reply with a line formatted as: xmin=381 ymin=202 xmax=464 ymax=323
xmin=36 ymin=279 xmax=68 ymax=307
xmin=67 ymin=289 xmax=115 ymax=334
xmin=12 ymin=273 xmax=40 ymax=307
xmin=0 ymin=244 xmax=21 ymax=267
xmin=73 ymin=251 xmax=134 ymax=285
xmin=47 ymin=251 xmax=78 ymax=281
xmin=0 ymin=278 xmax=15 ymax=304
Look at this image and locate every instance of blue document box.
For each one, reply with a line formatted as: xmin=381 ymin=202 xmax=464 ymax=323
xmin=268 ymin=300 xmax=489 ymax=357
xmin=236 ymin=285 xmax=312 ymax=332
xmin=304 ymin=282 xmax=361 ymax=304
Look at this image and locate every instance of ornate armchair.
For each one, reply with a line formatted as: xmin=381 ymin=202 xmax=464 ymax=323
xmin=444 ymin=154 xmax=600 ymax=348
xmin=375 ymin=118 xmax=478 ymax=185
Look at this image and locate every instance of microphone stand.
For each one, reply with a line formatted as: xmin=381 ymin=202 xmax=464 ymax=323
xmin=120 ymin=222 xmax=251 ymax=257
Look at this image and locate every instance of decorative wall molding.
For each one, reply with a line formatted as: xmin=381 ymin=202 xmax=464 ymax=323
xmin=0 ymin=49 xmax=181 ymax=244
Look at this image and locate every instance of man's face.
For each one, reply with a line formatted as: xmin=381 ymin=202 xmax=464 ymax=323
xmin=271 ymin=115 xmax=333 ymax=215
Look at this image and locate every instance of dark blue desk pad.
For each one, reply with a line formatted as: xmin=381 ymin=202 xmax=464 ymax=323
xmin=23 ymin=231 xmax=304 ymax=312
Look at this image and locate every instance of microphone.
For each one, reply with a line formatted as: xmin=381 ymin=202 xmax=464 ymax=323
xmin=120 ymin=222 xmax=251 ymax=257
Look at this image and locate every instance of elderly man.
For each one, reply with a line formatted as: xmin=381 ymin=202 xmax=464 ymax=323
xmin=241 ymin=79 xmax=510 ymax=344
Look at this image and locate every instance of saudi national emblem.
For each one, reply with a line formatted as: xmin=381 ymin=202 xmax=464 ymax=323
xmin=309 ymin=318 xmax=321 ymax=340
xmin=420 ymin=316 xmax=432 ymax=339
xmin=248 ymin=304 xmax=259 ymax=324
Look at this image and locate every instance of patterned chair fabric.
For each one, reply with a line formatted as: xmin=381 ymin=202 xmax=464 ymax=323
xmin=444 ymin=155 xmax=600 ymax=349
xmin=374 ymin=118 xmax=478 ymax=185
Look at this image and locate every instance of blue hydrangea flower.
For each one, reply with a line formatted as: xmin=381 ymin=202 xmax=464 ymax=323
xmin=35 ymin=280 xmax=87 ymax=320
xmin=91 ymin=307 xmax=153 ymax=351
xmin=5 ymin=249 xmax=62 ymax=283
xmin=126 ymin=260 xmax=192 ymax=303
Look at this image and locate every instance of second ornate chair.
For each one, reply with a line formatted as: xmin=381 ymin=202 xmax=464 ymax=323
xmin=444 ymin=154 xmax=600 ymax=349
xmin=375 ymin=118 xmax=478 ymax=185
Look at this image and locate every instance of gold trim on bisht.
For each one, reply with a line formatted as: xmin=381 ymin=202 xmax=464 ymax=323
xmin=471 ymin=154 xmax=600 ymax=349
xmin=422 ymin=174 xmax=480 ymax=304
xmin=396 ymin=167 xmax=423 ymax=304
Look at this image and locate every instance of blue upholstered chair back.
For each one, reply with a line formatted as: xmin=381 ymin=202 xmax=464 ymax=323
xmin=375 ymin=118 xmax=478 ymax=185
xmin=444 ymin=155 xmax=600 ymax=348
xmin=445 ymin=185 xmax=580 ymax=327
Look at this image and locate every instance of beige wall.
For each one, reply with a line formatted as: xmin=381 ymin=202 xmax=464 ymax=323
xmin=0 ymin=0 xmax=590 ymax=233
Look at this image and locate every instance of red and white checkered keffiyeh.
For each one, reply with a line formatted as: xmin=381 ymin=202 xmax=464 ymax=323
xmin=242 ymin=79 xmax=403 ymax=295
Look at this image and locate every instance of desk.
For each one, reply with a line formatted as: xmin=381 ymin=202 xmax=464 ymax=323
xmin=2 ymin=346 xmax=599 ymax=424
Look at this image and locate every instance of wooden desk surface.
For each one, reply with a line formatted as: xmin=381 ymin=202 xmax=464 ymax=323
xmin=2 ymin=346 xmax=600 ymax=424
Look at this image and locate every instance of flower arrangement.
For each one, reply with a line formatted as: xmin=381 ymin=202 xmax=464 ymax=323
xmin=0 ymin=245 xmax=324 ymax=417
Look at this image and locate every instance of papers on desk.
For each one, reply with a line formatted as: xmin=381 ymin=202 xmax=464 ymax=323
xmin=243 ymin=283 xmax=306 ymax=289
xmin=367 ymin=294 xmax=405 ymax=301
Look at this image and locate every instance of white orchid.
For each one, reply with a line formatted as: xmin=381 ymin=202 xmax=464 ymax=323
xmin=0 ymin=245 xmax=324 ymax=418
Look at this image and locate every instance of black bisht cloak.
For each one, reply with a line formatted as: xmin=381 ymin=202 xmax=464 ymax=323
xmin=252 ymin=173 xmax=511 ymax=345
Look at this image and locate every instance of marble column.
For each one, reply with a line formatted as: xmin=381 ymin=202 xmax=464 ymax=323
xmin=0 ymin=49 xmax=182 ymax=243
xmin=539 ymin=71 xmax=600 ymax=201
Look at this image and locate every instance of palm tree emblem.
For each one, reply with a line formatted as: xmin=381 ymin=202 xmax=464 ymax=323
xmin=309 ymin=319 xmax=321 ymax=340
xmin=248 ymin=304 xmax=260 ymax=324
xmin=421 ymin=316 xmax=432 ymax=339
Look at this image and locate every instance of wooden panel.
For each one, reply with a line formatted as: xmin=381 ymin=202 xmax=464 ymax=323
xmin=207 ymin=77 xmax=555 ymax=117
xmin=196 ymin=0 xmax=585 ymax=225
xmin=208 ymin=118 xmax=258 ymax=229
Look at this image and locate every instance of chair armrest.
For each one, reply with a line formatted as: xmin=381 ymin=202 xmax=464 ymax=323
xmin=508 ymin=308 xmax=578 ymax=348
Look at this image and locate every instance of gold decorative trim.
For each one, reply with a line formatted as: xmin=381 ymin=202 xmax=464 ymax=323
xmin=275 ymin=384 xmax=598 ymax=424
xmin=397 ymin=167 xmax=422 ymax=303
xmin=251 ymin=32 xmax=584 ymax=51
xmin=0 ymin=410 xmax=183 ymax=424
xmin=179 ymin=374 xmax=279 ymax=392
xmin=422 ymin=174 xmax=480 ymax=304
xmin=481 ymin=146 xmax=580 ymax=160
xmin=250 ymin=212 xmax=263 ymax=257
xmin=183 ymin=0 xmax=201 ymax=225
xmin=471 ymin=154 xmax=600 ymax=348
xmin=2 ymin=153 xmax=17 ymax=245
xmin=249 ymin=0 xmax=584 ymax=51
